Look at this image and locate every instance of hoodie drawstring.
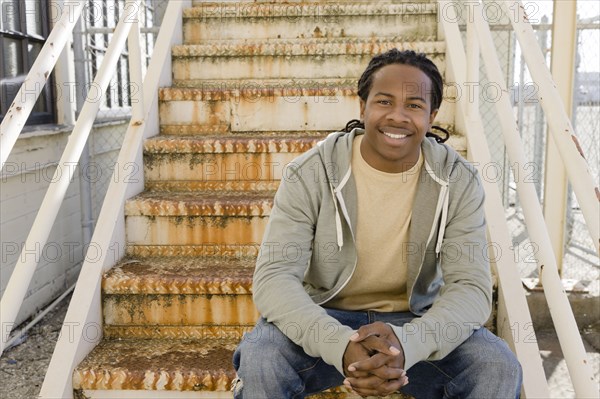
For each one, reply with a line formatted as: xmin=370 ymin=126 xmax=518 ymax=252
xmin=329 ymin=183 xmax=344 ymax=250
xmin=435 ymin=184 xmax=449 ymax=257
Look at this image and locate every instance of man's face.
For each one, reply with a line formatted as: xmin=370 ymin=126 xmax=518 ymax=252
xmin=359 ymin=63 xmax=438 ymax=173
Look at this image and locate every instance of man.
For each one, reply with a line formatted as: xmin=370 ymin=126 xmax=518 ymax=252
xmin=233 ymin=49 xmax=522 ymax=398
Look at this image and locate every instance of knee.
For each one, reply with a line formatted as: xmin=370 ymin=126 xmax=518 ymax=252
xmin=479 ymin=335 xmax=523 ymax=394
xmin=233 ymin=319 xmax=295 ymax=375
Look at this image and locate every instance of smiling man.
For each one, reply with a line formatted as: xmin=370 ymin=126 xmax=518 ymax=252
xmin=232 ymin=49 xmax=522 ymax=398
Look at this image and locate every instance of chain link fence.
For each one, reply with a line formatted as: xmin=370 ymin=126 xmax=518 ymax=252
xmin=453 ymin=0 xmax=599 ymax=286
xmin=74 ymin=0 xmax=167 ymax=221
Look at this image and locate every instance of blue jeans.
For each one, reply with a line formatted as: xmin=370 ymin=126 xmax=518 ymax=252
xmin=233 ymin=308 xmax=522 ymax=398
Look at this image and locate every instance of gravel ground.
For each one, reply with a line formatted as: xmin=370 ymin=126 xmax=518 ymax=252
xmin=1 ymin=295 xmax=598 ymax=399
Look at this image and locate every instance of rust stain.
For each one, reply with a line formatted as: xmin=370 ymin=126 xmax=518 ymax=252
xmin=571 ymin=135 xmax=587 ymax=159
xmin=103 ymin=257 xmax=255 ymax=295
xmin=104 ymin=294 xmax=257 ymax=325
xmin=74 ymin=340 xmax=239 ymax=391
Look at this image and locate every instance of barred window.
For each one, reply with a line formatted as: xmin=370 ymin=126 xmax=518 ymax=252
xmin=0 ymin=0 xmax=54 ymax=125
xmin=79 ymin=0 xmax=162 ymax=120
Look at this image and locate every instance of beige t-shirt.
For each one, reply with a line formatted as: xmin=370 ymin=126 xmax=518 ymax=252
xmin=326 ymin=135 xmax=423 ymax=312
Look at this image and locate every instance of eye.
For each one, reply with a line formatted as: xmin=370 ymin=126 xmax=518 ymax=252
xmin=408 ymin=103 xmax=423 ymax=109
xmin=377 ymin=99 xmax=391 ymax=105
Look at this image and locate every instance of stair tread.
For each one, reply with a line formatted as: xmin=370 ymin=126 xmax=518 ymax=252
xmin=160 ymin=78 xmax=356 ymax=100
xmin=183 ymin=2 xmax=437 ymax=19
xmin=74 ymin=338 xmax=409 ymax=397
xmin=103 ymin=257 xmax=255 ymax=294
xmin=144 ymin=133 xmax=325 ymax=153
xmin=73 ymin=338 xmax=238 ymax=391
xmin=125 ymin=191 xmax=275 ymax=216
xmin=173 ymin=37 xmax=444 ymax=57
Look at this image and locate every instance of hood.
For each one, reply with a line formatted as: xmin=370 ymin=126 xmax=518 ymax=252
xmin=316 ymin=128 xmax=461 ymax=253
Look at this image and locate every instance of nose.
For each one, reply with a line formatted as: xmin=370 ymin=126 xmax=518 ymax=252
xmin=386 ymin=104 xmax=410 ymax=123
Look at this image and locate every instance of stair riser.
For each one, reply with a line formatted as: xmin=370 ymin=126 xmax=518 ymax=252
xmin=104 ymin=325 xmax=252 ymax=340
xmin=184 ymin=13 xmax=436 ymax=42
xmin=144 ymin=152 xmax=301 ymax=182
xmin=192 ymin=0 xmax=434 ymax=5
xmin=160 ymin=95 xmax=358 ymax=132
xmin=172 ymin=53 xmax=445 ymax=81
xmin=126 ymin=216 xmax=267 ymax=246
xmin=144 ymin=180 xmax=281 ymax=192
xmin=160 ymin=95 xmax=455 ymax=133
xmin=104 ymin=294 xmax=259 ymax=326
xmin=126 ymin=244 xmax=261 ymax=258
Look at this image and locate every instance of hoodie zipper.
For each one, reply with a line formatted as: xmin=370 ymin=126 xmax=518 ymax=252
xmin=407 ymin=161 xmax=450 ymax=312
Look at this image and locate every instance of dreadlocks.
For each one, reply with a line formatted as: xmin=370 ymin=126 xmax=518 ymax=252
xmin=343 ymin=49 xmax=448 ymax=144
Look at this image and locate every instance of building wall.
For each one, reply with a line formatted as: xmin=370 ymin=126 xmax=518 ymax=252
xmin=0 ymin=121 xmax=128 ymax=327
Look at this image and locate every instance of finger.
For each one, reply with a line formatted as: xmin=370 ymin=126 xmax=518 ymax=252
xmin=374 ymin=378 xmax=407 ymax=396
xmin=345 ymin=369 xmax=370 ymax=379
xmin=344 ymin=375 xmax=385 ymax=390
xmin=350 ymin=352 xmax=394 ymax=372
xmin=346 ymin=376 xmax=408 ymax=397
xmin=367 ymin=365 xmax=406 ymax=381
xmin=349 ymin=321 xmax=390 ymax=342
xmin=358 ymin=335 xmax=401 ymax=357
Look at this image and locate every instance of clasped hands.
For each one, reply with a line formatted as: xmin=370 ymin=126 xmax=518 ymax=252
xmin=342 ymin=321 xmax=408 ymax=397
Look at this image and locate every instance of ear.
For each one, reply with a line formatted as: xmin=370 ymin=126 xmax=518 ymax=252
xmin=429 ymin=109 xmax=439 ymax=126
xmin=359 ymin=99 xmax=366 ymax=121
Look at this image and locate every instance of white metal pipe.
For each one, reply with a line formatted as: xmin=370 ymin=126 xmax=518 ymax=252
xmin=544 ymin=0 xmax=578 ymax=274
xmin=438 ymin=3 xmax=549 ymax=397
xmin=507 ymin=1 xmax=599 ymax=255
xmin=472 ymin=5 xmax=598 ymax=397
xmin=4 ymin=284 xmax=75 ymax=351
xmin=0 ymin=0 xmax=141 ymax=356
xmin=0 ymin=1 xmax=85 ymax=170
xmin=38 ymin=2 xmax=190 ymax=397
xmin=466 ymin=21 xmax=479 ymax=118
xmin=127 ymin=12 xmax=145 ymax=122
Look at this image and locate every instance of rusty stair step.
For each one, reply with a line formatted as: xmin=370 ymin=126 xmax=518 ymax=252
xmin=102 ymin=256 xmax=259 ymax=330
xmin=125 ymin=191 xmax=274 ymax=217
xmin=124 ymin=191 xmax=273 ymax=247
xmin=158 ymin=80 xmax=455 ymax=134
xmin=73 ymin=338 xmax=238 ymax=392
xmin=144 ymin=134 xmax=324 ymax=153
xmin=143 ymin=134 xmax=324 ymax=186
xmin=74 ymin=338 xmax=410 ymax=397
xmin=183 ymin=2 xmax=438 ymax=42
xmin=172 ymin=38 xmax=445 ymax=81
xmin=103 ymin=256 xmax=255 ymax=295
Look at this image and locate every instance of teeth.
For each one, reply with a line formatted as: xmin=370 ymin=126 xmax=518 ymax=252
xmin=383 ymin=132 xmax=407 ymax=139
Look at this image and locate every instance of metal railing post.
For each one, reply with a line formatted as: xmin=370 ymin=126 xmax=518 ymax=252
xmin=0 ymin=0 xmax=142 ymax=356
xmin=506 ymin=1 xmax=599 ymax=256
xmin=0 ymin=1 xmax=85 ymax=170
xmin=39 ymin=2 xmax=190 ymax=396
xmin=473 ymin=3 xmax=598 ymax=396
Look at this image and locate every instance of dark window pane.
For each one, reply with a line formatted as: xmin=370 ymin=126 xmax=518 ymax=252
xmin=2 ymin=37 xmax=24 ymax=77
xmin=0 ymin=0 xmax=20 ymax=32
xmin=27 ymin=41 xmax=41 ymax=66
xmin=24 ymin=0 xmax=43 ymax=37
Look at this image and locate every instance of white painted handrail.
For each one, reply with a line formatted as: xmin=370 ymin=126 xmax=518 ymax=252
xmin=39 ymin=1 xmax=190 ymax=397
xmin=507 ymin=1 xmax=599 ymax=255
xmin=0 ymin=0 xmax=142 ymax=356
xmin=0 ymin=1 xmax=85 ymax=170
xmin=472 ymin=4 xmax=598 ymax=397
xmin=438 ymin=2 xmax=549 ymax=397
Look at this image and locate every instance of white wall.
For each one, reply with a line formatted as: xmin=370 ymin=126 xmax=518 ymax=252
xmin=0 ymin=121 xmax=128 ymax=327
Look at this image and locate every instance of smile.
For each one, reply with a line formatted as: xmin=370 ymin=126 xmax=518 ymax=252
xmin=382 ymin=131 xmax=409 ymax=139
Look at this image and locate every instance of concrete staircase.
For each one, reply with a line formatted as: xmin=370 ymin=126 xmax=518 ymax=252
xmin=73 ymin=1 xmax=459 ymax=397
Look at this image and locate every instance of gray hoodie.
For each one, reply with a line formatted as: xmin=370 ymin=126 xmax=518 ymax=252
xmin=253 ymin=128 xmax=492 ymax=375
